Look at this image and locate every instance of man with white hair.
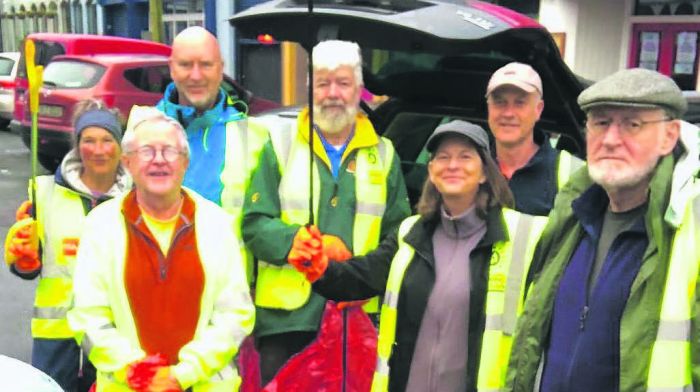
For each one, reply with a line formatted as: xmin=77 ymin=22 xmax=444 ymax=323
xmin=242 ymin=39 xmax=410 ymax=384
xmin=68 ymin=109 xmax=254 ymax=391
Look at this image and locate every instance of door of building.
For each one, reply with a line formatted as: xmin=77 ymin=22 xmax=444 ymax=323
xmin=629 ymin=23 xmax=700 ymax=90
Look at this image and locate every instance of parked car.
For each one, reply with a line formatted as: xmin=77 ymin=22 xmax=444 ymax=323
xmin=10 ymin=33 xmax=172 ymax=137
xmin=0 ymin=52 xmax=20 ymax=129
xmin=16 ymin=54 xmax=278 ymax=172
xmin=230 ymin=0 xmax=586 ymax=206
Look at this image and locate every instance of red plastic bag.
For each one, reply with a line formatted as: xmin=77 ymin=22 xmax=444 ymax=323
xmin=263 ymin=301 xmax=377 ymax=392
xmin=238 ymin=336 xmax=262 ymax=392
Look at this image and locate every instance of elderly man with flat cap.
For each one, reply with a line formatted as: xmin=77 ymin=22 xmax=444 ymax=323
xmin=505 ymin=68 xmax=700 ymax=392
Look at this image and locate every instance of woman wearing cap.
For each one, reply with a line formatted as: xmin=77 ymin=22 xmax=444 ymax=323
xmin=4 ymin=99 xmax=131 ymax=392
xmin=288 ymin=120 xmax=548 ymax=392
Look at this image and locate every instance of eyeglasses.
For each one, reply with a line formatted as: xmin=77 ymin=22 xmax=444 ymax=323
xmin=129 ymin=145 xmax=184 ymax=162
xmin=586 ymin=117 xmax=671 ymax=137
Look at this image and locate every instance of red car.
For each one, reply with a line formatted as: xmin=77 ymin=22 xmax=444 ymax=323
xmin=16 ymin=54 xmax=278 ymax=171
xmin=11 ymin=33 xmax=172 ymax=133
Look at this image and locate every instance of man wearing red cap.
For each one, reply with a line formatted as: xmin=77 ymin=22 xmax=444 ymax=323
xmin=486 ymin=62 xmax=583 ymax=216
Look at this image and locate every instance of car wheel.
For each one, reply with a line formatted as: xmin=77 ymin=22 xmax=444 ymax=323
xmin=0 ymin=119 xmax=9 ymax=130
xmin=38 ymin=153 xmax=60 ymax=173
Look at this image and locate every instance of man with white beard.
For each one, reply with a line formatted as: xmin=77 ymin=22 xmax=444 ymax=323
xmin=506 ymin=68 xmax=700 ymax=392
xmin=241 ymin=40 xmax=410 ymax=385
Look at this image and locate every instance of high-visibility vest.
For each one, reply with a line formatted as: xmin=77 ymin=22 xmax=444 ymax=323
xmin=72 ymin=190 xmax=251 ymax=392
xmin=219 ymin=118 xmax=269 ymax=285
xmin=372 ymin=209 xmax=547 ymax=392
xmin=32 ymin=176 xmax=87 ymax=339
xmin=646 ymin=191 xmax=700 ymax=391
xmin=556 ymin=150 xmax=585 ymax=190
xmin=254 ymin=121 xmax=393 ymax=312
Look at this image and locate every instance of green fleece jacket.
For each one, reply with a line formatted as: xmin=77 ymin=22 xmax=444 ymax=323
xmin=506 ymin=153 xmax=700 ymax=391
xmin=241 ymin=120 xmax=411 ymax=337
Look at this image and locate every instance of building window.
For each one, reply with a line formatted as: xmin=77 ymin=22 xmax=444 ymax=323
xmin=72 ymin=0 xmax=82 ymax=33
xmin=61 ymin=1 xmax=71 ymax=32
xmin=2 ymin=7 xmax=19 ymax=52
xmin=40 ymin=4 xmax=48 ymax=31
xmin=2 ymin=10 xmax=17 ymax=51
xmin=86 ymin=0 xmax=97 ymax=34
xmin=30 ymin=4 xmax=39 ymax=32
xmin=20 ymin=6 xmax=31 ymax=37
xmin=634 ymin=0 xmax=698 ymax=15
xmin=162 ymin=0 xmax=204 ymax=45
xmin=47 ymin=2 xmax=58 ymax=32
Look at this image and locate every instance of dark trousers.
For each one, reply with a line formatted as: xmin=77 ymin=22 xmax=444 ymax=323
xmin=32 ymin=338 xmax=96 ymax=392
xmin=256 ymin=331 xmax=317 ymax=386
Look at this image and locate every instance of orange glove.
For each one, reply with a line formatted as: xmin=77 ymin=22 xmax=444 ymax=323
xmin=5 ymin=218 xmax=40 ymax=271
xmin=148 ymin=366 xmax=182 ymax=392
xmin=288 ymin=226 xmax=322 ymax=264
xmin=288 ymin=226 xmax=328 ymax=282
xmin=15 ymin=200 xmax=33 ymax=221
xmin=321 ymin=235 xmax=352 ymax=262
xmin=336 ymin=299 xmax=370 ymax=310
xmin=126 ymin=354 xmax=169 ymax=391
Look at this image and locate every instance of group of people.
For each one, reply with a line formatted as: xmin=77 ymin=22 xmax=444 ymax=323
xmin=5 ymin=23 xmax=700 ymax=392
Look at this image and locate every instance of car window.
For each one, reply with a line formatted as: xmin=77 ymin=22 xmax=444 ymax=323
xmin=17 ymin=41 xmax=66 ymax=79
xmin=123 ymin=65 xmax=171 ymax=94
xmin=42 ymin=61 xmax=106 ymax=89
xmin=0 ymin=57 xmax=15 ymax=76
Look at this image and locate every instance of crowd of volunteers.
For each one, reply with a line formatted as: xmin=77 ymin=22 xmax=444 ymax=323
xmin=5 ymin=25 xmax=700 ymax=392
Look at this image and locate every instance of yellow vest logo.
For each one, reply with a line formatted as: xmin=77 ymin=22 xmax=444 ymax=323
xmin=488 ymin=273 xmax=506 ymax=292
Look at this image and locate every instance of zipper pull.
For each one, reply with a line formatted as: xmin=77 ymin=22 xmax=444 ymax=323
xmin=579 ymin=305 xmax=590 ymax=331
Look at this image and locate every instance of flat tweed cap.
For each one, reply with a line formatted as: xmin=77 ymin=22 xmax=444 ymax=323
xmin=577 ymin=68 xmax=687 ymax=118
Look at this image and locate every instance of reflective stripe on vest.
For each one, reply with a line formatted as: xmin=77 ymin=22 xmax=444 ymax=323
xmin=646 ymin=194 xmax=700 ymax=391
xmin=372 ymin=215 xmax=420 ymax=392
xmin=255 ymin=122 xmax=392 ymax=311
xmin=476 ymin=209 xmax=547 ymax=392
xmin=556 ymin=150 xmax=585 ymax=190
xmin=32 ymin=176 xmax=86 ymax=339
xmin=219 ymin=118 xmax=269 ymax=285
xmin=371 ymin=210 xmax=547 ymax=392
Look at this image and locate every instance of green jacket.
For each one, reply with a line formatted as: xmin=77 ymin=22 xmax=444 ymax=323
xmin=241 ymin=114 xmax=411 ymax=337
xmin=506 ymin=153 xmax=700 ymax=391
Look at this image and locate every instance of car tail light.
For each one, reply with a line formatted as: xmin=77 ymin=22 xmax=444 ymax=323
xmin=0 ymin=80 xmax=15 ymax=90
xmin=257 ymin=34 xmax=277 ymax=45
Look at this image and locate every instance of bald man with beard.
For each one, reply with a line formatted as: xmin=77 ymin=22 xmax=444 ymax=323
xmin=156 ymin=27 xmax=269 ymax=285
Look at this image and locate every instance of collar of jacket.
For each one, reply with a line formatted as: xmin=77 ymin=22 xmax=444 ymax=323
xmin=121 ymin=188 xmax=196 ymax=230
xmin=161 ymin=82 xmax=240 ymax=130
xmin=572 ymin=184 xmax=647 ymax=239
xmin=53 ymin=148 xmax=132 ymax=202
xmin=555 ymin=153 xmax=675 ymax=276
xmin=402 ymin=206 xmax=508 ymax=266
xmin=296 ymin=107 xmax=380 ymax=169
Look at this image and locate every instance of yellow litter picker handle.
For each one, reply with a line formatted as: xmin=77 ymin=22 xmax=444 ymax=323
xmin=25 ymin=39 xmax=44 ymax=114
xmin=25 ymin=39 xmax=43 ymax=221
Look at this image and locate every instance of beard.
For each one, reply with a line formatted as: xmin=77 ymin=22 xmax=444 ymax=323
xmin=313 ymin=100 xmax=357 ymax=135
xmin=588 ymin=154 xmax=659 ymax=191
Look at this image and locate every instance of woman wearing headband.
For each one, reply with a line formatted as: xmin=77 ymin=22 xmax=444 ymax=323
xmin=5 ymin=99 xmax=131 ymax=392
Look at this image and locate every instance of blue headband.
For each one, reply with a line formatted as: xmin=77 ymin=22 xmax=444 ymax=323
xmin=75 ymin=109 xmax=122 ymax=143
